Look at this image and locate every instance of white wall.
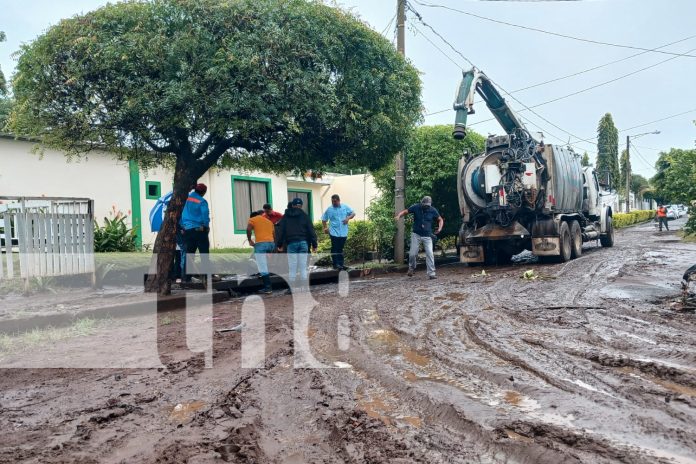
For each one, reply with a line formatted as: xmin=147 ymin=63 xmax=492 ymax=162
xmin=325 ymin=173 xmax=379 ymax=220
xmin=204 ymin=168 xmax=288 ymax=249
xmin=0 ymin=137 xmax=132 ymax=226
xmin=286 ymin=180 xmax=330 ymax=222
xmin=1 ymin=137 xmax=380 ymax=248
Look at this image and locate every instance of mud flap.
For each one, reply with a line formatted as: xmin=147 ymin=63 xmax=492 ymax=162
xmin=460 ymin=245 xmax=485 ymax=263
xmin=532 ymin=237 xmax=561 ymax=256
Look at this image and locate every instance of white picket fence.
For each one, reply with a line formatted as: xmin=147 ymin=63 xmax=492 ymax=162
xmin=0 ymin=197 xmax=95 ymax=280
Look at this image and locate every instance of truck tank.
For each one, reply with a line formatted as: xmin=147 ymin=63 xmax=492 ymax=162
xmin=458 ymin=138 xmax=584 ymax=224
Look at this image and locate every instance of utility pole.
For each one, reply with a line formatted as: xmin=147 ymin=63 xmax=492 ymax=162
xmin=625 ymin=135 xmax=631 ymax=213
xmin=394 ymin=0 xmax=406 ymax=264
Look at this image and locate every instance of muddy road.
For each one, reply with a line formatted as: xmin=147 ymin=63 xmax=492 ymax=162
xmin=2 ymin=218 xmax=696 ymax=463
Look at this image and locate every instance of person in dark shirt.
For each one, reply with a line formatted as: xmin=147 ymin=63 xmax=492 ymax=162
xmin=276 ymin=198 xmax=317 ymax=292
xmin=395 ymin=196 xmax=444 ymax=279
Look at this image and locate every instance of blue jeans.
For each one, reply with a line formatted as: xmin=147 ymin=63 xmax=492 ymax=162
xmin=254 ymin=242 xmax=275 ymax=276
xmin=286 ymin=240 xmax=309 ymax=283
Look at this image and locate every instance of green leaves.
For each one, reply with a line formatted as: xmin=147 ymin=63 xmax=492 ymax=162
xmin=371 ymin=125 xmax=485 ymax=237
xmin=10 ymin=0 xmax=421 ymax=174
xmin=651 ymin=148 xmax=696 ymax=206
xmin=596 ymin=113 xmax=620 ymax=188
xmin=93 ymin=214 xmax=138 ymax=252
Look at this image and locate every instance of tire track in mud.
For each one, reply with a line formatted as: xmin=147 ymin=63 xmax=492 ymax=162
xmin=339 ymin=307 xmax=665 ymax=464
xmin=326 ymin=224 xmax=696 ymax=463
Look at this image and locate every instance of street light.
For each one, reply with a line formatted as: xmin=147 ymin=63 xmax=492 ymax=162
xmin=625 ymin=130 xmax=660 ymax=212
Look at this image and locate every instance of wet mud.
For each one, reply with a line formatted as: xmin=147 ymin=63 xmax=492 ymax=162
xmin=1 ymin=219 xmax=696 ymax=463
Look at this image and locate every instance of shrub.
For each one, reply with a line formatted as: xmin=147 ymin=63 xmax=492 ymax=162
xmin=685 ymin=213 xmax=696 ymax=236
xmin=612 ymin=210 xmax=655 ymax=228
xmin=436 ymin=235 xmax=457 ymax=257
xmin=94 ymin=211 xmax=138 ymax=252
xmin=343 ymin=220 xmax=374 ymax=262
xmin=312 ymin=219 xmax=377 ymax=265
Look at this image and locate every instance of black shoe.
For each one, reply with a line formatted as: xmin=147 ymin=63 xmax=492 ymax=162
xmin=429 ymin=275 xmax=437 ymax=280
xmin=258 ymin=288 xmax=273 ymax=295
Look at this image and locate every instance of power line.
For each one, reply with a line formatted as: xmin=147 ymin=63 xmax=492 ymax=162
xmin=511 ymin=35 xmax=696 ymax=94
xmin=406 ymin=3 xmax=475 ymax=67
xmin=411 ymin=0 xmax=696 ymax=58
xmin=381 ymin=13 xmax=397 ymax=36
xmin=620 ymin=109 xmax=696 ymax=133
xmin=629 ymin=142 xmax=655 ymax=172
xmin=413 ymin=25 xmax=463 ymax=70
xmin=578 ymin=108 xmax=696 ymax=143
xmin=407 ymin=2 xmax=593 ymax=152
xmin=421 ymin=31 xmax=696 ymax=117
xmin=527 ymin=45 xmax=696 ymax=109
xmin=630 ymin=144 xmax=662 ymax=151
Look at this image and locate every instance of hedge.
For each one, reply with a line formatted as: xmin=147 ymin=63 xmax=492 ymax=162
xmin=313 ymin=220 xmax=376 ymax=265
xmin=612 ymin=210 xmax=655 ymax=228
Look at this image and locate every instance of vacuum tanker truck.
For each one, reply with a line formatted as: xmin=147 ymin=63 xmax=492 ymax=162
xmin=452 ymin=68 xmax=616 ymax=264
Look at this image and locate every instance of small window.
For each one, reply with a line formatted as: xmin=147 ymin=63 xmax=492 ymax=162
xmin=145 ymin=181 xmax=161 ymax=200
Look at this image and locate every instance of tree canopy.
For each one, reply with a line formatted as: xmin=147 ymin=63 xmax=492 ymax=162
xmin=630 ymin=174 xmax=649 ymax=196
xmin=581 ymin=152 xmax=591 ymax=167
xmin=10 ymin=0 xmax=421 ymax=173
xmin=9 ymin=0 xmax=422 ymax=292
xmin=596 ymin=113 xmax=619 ymax=188
xmin=619 ymin=148 xmax=630 ymax=195
xmin=651 ymin=148 xmax=696 ymax=204
xmin=371 ymin=125 xmax=485 ymax=238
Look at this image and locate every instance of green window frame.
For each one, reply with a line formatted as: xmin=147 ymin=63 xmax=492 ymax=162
xmin=145 ymin=181 xmax=162 ymax=200
xmin=287 ymin=188 xmax=313 ymax=222
xmin=231 ymin=175 xmax=273 ymax=234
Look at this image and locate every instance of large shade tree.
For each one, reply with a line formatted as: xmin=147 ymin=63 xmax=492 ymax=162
xmin=651 ymin=148 xmax=696 ymax=204
xmin=9 ymin=0 xmax=422 ymax=293
xmin=596 ymin=113 xmax=619 ymax=188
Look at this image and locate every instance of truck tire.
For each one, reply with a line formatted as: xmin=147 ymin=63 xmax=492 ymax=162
xmin=495 ymin=248 xmax=513 ymax=265
xmin=559 ymin=221 xmax=572 ymax=262
xmin=600 ymin=216 xmax=615 ymax=247
xmin=570 ymin=220 xmax=583 ymax=258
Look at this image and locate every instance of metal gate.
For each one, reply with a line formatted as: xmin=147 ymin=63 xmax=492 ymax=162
xmin=0 ymin=196 xmax=95 ymax=280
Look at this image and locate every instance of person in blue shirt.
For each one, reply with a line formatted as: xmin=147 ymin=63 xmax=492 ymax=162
xmin=321 ymin=194 xmax=355 ymax=270
xmin=180 ymin=183 xmax=211 ymax=282
xmin=395 ymin=196 xmax=444 ymax=279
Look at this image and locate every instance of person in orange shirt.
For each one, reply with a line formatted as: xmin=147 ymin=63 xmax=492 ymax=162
xmin=247 ymin=211 xmax=276 ymax=294
xmin=656 ymin=204 xmax=669 ymax=232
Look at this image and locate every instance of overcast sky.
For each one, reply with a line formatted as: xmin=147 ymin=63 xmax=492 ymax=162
xmin=2 ymin=0 xmax=695 ymax=177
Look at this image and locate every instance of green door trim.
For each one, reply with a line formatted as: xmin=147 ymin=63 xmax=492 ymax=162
xmin=128 ymin=160 xmax=143 ymax=249
xmin=231 ymin=175 xmax=273 ymax=234
xmin=287 ymin=188 xmax=314 ymax=222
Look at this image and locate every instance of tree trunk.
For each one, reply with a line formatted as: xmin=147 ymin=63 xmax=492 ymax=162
xmin=145 ymin=157 xmax=195 ymax=295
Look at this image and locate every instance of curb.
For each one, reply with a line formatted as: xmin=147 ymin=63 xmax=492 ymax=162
xmin=0 ymin=258 xmax=461 ymax=335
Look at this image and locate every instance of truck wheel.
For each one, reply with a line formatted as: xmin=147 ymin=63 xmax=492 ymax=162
xmin=559 ymin=221 xmax=572 ymax=262
xmin=570 ymin=220 xmax=582 ymax=258
xmin=495 ymin=248 xmax=513 ymax=265
xmin=600 ymin=216 xmax=614 ymax=247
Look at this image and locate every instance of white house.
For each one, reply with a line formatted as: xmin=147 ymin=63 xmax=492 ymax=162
xmin=0 ymin=136 xmax=379 ymax=249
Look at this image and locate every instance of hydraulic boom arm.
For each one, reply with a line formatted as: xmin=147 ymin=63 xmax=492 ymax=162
xmin=453 ymin=68 xmax=529 ymax=140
